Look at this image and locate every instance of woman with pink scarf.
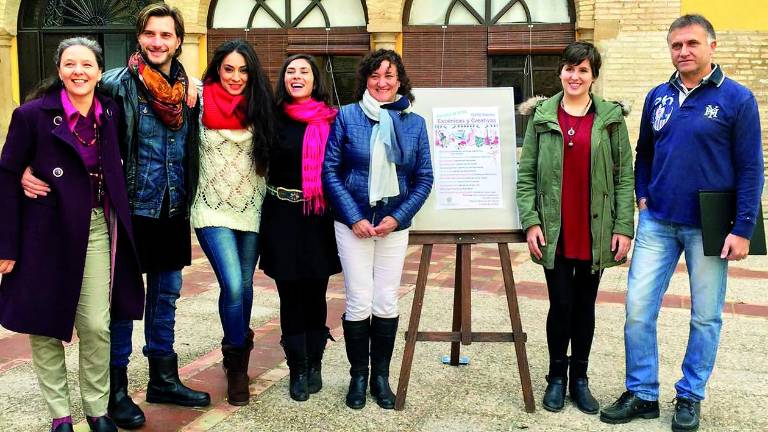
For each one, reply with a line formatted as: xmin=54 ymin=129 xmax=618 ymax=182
xmin=259 ymin=54 xmax=341 ymax=402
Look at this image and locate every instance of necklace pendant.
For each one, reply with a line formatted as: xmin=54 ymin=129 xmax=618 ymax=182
xmin=567 ymin=127 xmax=575 ymax=136
xmin=568 ymin=141 xmax=574 ymax=148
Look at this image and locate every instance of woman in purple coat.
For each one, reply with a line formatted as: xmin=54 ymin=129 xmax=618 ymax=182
xmin=0 ymin=38 xmax=143 ymax=432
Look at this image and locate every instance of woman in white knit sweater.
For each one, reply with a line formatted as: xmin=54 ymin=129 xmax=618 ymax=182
xmin=190 ymin=40 xmax=274 ymax=406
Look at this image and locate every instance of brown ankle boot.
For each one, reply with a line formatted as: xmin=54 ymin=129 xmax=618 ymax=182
xmin=222 ymin=342 xmax=251 ymax=406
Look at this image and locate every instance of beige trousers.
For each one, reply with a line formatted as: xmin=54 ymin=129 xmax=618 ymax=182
xmin=30 ymin=209 xmax=111 ymax=418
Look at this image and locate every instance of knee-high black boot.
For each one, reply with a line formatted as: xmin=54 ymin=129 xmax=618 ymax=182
xmin=306 ymin=327 xmax=333 ymax=394
xmin=370 ymin=315 xmax=398 ymax=409
xmin=281 ymin=334 xmax=309 ymax=401
xmin=342 ymin=315 xmax=370 ymax=409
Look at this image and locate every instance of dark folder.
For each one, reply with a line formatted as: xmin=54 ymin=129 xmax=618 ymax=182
xmin=699 ymin=191 xmax=766 ymax=256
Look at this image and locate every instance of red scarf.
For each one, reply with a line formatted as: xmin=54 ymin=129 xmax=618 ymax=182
xmin=202 ymin=81 xmax=247 ymax=130
xmin=283 ymin=99 xmax=337 ymax=215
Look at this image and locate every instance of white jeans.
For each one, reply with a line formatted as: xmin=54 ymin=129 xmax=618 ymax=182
xmin=334 ymin=222 xmax=410 ymax=321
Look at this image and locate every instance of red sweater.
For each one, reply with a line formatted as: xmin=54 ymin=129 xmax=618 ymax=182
xmin=557 ymin=105 xmax=594 ymax=260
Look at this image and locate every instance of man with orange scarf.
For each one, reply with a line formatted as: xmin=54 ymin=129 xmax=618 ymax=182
xmin=101 ymin=4 xmax=209 ymax=428
xmin=21 ymin=3 xmax=207 ymax=429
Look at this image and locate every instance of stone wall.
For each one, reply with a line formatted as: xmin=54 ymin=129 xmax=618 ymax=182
xmin=585 ymin=0 xmax=768 ymax=172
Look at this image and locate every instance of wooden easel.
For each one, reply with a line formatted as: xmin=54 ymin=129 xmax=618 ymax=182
xmin=394 ymin=231 xmax=535 ymax=413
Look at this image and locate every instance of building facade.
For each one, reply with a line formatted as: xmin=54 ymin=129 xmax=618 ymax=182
xmin=0 ymin=0 xmax=766 ymax=172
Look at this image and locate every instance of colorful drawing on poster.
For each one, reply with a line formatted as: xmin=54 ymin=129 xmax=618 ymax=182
xmin=432 ymin=107 xmax=503 ymax=209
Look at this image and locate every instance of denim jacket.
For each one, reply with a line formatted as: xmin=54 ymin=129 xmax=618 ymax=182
xmin=101 ymin=66 xmax=200 ymax=218
xmin=322 ymin=103 xmax=433 ymax=230
xmin=132 ymin=101 xmax=188 ymax=217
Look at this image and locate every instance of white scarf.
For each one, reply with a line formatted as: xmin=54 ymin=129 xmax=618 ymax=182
xmin=359 ymin=90 xmax=400 ymax=206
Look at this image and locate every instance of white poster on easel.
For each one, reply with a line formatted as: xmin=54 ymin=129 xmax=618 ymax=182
xmin=410 ymin=87 xmax=520 ymax=232
xmin=432 ymin=107 xmax=503 ymax=209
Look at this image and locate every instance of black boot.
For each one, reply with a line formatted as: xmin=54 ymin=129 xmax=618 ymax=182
xmin=370 ymin=315 xmax=398 ymax=409
xmin=222 ymin=341 xmax=252 ymax=406
xmin=306 ymin=327 xmax=332 ymax=394
xmin=569 ymin=359 xmax=599 ymax=414
xmin=107 ymin=366 xmax=145 ymax=429
xmin=282 ymin=334 xmax=309 ymax=401
xmin=85 ymin=416 xmax=117 ymax=432
xmin=343 ymin=315 xmax=370 ymax=409
xmin=146 ymin=354 xmax=211 ymax=407
xmin=542 ymin=358 xmax=568 ymax=412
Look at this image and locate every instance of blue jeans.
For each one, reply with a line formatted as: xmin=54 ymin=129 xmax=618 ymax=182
xmin=110 ymin=271 xmax=183 ymax=367
xmin=195 ymin=227 xmax=258 ymax=347
xmin=624 ymin=210 xmax=728 ymax=402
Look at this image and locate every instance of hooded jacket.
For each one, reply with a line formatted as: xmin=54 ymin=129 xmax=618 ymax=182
xmin=516 ymin=92 xmax=635 ymax=271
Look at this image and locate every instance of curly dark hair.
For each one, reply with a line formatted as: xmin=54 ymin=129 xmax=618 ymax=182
xmin=202 ymin=39 xmax=274 ymax=176
xmin=275 ymin=54 xmax=333 ymax=107
xmin=353 ymin=49 xmax=414 ymax=102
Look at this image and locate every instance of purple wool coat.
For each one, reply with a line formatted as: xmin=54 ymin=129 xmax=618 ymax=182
xmin=0 ymin=89 xmax=144 ymax=341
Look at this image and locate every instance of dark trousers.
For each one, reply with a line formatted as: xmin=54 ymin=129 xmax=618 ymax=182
xmin=111 ymin=270 xmax=183 ymax=367
xmin=275 ymin=278 xmax=329 ymax=336
xmin=543 ymin=255 xmax=601 ymax=377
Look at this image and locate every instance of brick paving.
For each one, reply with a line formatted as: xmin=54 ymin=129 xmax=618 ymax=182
xmin=0 ymin=236 xmax=766 ymax=431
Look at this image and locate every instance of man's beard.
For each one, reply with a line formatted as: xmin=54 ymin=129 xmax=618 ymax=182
xmin=142 ymin=49 xmax=176 ymax=69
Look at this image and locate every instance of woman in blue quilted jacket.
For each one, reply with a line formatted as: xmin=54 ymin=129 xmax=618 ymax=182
xmin=322 ymin=49 xmax=433 ymax=410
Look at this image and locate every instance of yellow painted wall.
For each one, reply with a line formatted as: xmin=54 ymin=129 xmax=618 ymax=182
xmin=682 ymin=0 xmax=768 ymax=31
xmin=10 ymin=36 xmax=18 ymax=105
xmin=198 ymin=34 xmax=207 ymax=75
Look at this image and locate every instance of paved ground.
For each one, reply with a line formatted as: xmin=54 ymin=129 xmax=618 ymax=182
xmin=0 ymin=220 xmax=766 ymax=432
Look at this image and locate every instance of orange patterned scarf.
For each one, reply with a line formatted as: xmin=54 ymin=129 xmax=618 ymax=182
xmin=128 ymin=52 xmax=187 ymax=130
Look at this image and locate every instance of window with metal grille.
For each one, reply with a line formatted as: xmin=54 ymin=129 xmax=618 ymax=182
xmin=18 ymin=0 xmax=152 ymax=100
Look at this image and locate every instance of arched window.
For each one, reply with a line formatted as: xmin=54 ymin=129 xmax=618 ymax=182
xmin=403 ymin=0 xmax=575 ymax=145
xmin=18 ymin=0 xmax=152 ymax=100
xmin=208 ymin=0 xmax=368 ymax=105
xmin=211 ymin=0 xmax=366 ymax=29
xmin=407 ymin=0 xmax=570 ymax=26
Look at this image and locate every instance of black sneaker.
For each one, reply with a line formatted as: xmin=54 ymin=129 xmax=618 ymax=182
xmin=600 ymin=390 xmax=660 ymax=424
xmin=672 ymin=397 xmax=701 ymax=432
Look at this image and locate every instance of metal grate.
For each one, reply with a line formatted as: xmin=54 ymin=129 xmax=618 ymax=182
xmin=42 ymin=0 xmax=151 ymax=27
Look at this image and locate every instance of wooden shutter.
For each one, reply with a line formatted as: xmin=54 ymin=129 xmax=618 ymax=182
xmin=244 ymin=30 xmax=289 ymax=83
xmin=402 ymin=25 xmax=488 ymax=87
xmin=207 ymin=27 xmax=369 ymax=85
xmin=286 ymin=27 xmax=369 ymax=56
xmin=207 ymin=28 xmax=288 ymax=84
xmin=488 ymin=23 xmax=575 ymax=54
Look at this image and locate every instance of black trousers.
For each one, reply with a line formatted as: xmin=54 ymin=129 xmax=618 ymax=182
xmin=543 ymin=255 xmax=601 ymax=377
xmin=275 ymin=278 xmax=329 ymax=336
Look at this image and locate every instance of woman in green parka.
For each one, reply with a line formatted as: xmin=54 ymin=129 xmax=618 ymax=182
xmin=516 ymin=41 xmax=635 ymax=415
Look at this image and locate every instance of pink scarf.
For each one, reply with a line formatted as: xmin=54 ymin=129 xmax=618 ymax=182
xmin=283 ymin=99 xmax=337 ymax=215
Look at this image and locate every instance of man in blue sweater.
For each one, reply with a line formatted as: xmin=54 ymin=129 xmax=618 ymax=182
xmin=600 ymin=14 xmax=764 ymax=432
